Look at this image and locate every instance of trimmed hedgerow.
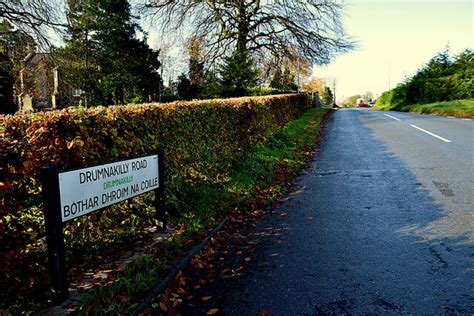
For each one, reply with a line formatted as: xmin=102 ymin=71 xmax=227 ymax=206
xmin=0 ymin=94 xmax=310 ymax=246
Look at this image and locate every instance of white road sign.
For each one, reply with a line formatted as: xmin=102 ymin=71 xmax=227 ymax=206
xmin=59 ymin=155 xmax=159 ymax=222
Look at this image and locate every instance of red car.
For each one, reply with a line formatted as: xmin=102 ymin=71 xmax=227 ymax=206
xmin=356 ymin=98 xmax=369 ymax=107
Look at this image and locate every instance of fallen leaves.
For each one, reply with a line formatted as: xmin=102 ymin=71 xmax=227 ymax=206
xmin=172 ymin=297 xmax=182 ymax=307
xmin=116 ymin=295 xmax=129 ymax=304
xmin=260 ymin=308 xmax=270 ymax=316
xmin=159 ymin=302 xmax=168 ymax=312
xmin=289 ymin=186 xmax=307 ymax=196
xmin=207 ymin=308 xmax=219 ymax=315
xmin=143 ymin=159 xmax=316 ymax=314
xmin=251 ymin=210 xmax=265 ymax=218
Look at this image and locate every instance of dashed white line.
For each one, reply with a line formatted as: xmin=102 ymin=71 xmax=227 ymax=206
xmin=384 ymin=114 xmax=401 ymax=121
xmin=410 ymin=124 xmax=452 ymax=143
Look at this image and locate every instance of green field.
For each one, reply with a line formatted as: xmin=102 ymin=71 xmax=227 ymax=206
xmin=374 ymin=99 xmax=474 ymax=118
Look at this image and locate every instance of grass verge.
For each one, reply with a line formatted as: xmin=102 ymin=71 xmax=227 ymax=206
xmin=374 ymin=99 xmax=474 ymax=117
xmin=52 ymin=107 xmax=331 ymax=314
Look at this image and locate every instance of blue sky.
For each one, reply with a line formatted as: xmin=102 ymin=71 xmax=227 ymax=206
xmin=313 ymin=0 xmax=473 ymax=102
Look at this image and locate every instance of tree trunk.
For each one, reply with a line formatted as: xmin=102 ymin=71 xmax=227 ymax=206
xmin=236 ymin=1 xmax=249 ymax=52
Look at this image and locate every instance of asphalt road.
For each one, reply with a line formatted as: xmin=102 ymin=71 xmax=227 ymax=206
xmin=219 ymin=108 xmax=474 ymax=315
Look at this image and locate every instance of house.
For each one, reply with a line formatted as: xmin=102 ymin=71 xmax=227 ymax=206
xmin=16 ymin=52 xmax=83 ymax=112
xmin=18 ymin=52 xmax=56 ymax=112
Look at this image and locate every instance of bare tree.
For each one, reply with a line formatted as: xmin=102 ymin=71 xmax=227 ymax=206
xmin=363 ymin=90 xmax=374 ymax=102
xmin=140 ymin=0 xmax=354 ymax=65
xmin=260 ymin=53 xmax=311 ymax=87
xmin=0 ymin=0 xmax=66 ymax=48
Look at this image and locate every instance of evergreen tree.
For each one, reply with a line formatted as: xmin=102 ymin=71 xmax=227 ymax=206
xmin=61 ymin=0 xmax=161 ymax=105
xmin=380 ymin=47 xmax=473 ymax=106
xmin=186 ymin=36 xmax=205 ymax=99
xmin=61 ymin=0 xmax=100 ymax=105
xmin=219 ymin=49 xmax=258 ymax=97
xmin=177 ymin=73 xmax=193 ymax=100
xmin=270 ymin=67 xmax=283 ymax=89
xmin=93 ymin=0 xmax=160 ymax=104
xmin=0 ymin=20 xmax=35 ymax=113
xmin=201 ymin=69 xmax=221 ymax=99
xmin=188 ymin=57 xmax=203 ymax=99
xmin=0 ymin=52 xmax=15 ymax=114
xmin=281 ymin=65 xmax=297 ymax=91
xmin=188 ymin=36 xmax=205 ymax=86
xmin=452 ymin=49 xmax=474 ymax=99
xmin=270 ymin=64 xmax=297 ymax=91
xmin=321 ymin=86 xmax=334 ymax=105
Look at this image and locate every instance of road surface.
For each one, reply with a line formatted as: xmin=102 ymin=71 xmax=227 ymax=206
xmin=219 ymin=108 xmax=474 ymax=314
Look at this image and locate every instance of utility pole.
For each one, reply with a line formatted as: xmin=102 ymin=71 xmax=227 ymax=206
xmin=297 ymin=57 xmax=300 ymax=93
xmin=333 ymin=78 xmax=336 ymax=105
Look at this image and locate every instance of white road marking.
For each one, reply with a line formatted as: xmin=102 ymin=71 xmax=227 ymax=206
xmin=461 ymin=118 xmax=471 ymax=121
xmin=384 ymin=114 xmax=401 ymax=121
xmin=410 ymin=124 xmax=452 ymax=143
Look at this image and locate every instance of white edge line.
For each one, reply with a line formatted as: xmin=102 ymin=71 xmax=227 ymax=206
xmin=410 ymin=124 xmax=452 ymax=143
xmin=383 ymin=113 xmax=401 ymax=121
xmin=461 ymin=118 xmax=471 ymax=121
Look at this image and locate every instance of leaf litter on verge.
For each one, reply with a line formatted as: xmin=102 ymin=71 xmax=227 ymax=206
xmin=207 ymin=308 xmax=219 ymax=315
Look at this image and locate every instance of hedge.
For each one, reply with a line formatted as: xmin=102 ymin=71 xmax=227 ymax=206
xmin=0 ymin=94 xmax=310 ymax=249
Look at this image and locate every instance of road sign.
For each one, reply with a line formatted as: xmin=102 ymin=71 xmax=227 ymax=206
xmin=40 ymin=148 xmax=166 ymax=302
xmin=59 ymin=155 xmax=159 ymax=222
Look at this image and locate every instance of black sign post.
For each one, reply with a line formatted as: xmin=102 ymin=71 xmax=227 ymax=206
xmin=40 ymin=163 xmax=69 ymax=302
xmin=156 ymin=146 xmax=167 ymax=230
xmin=40 ymin=151 xmax=166 ymax=304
